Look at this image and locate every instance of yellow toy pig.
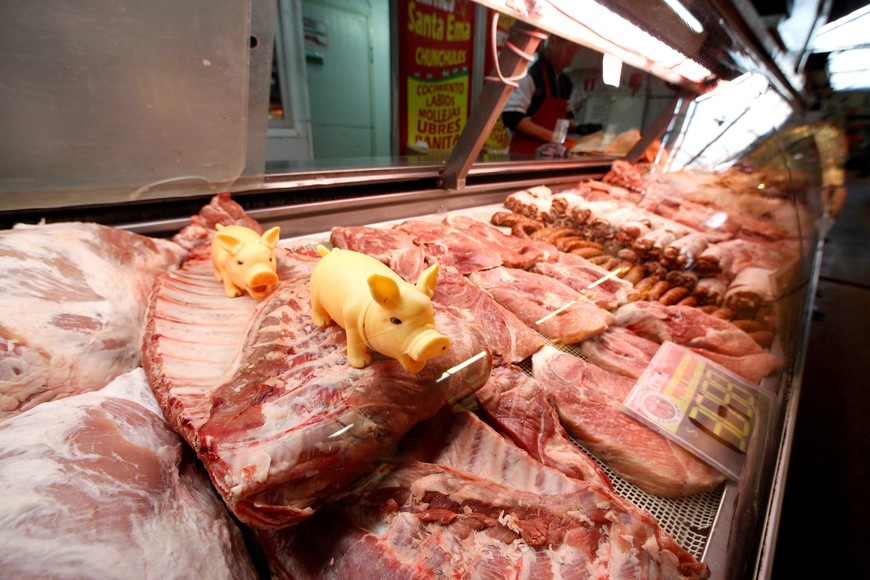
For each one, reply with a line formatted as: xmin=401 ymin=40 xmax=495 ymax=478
xmin=310 ymin=245 xmax=451 ymax=372
xmin=211 ymin=224 xmax=281 ymax=300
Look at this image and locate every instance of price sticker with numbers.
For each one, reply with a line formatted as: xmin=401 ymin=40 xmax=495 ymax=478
xmin=622 ymin=341 xmax=771 ymax=480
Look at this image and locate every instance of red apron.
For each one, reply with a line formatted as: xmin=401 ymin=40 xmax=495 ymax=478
xmin=509 ymin=71 xmax=569 ymax=156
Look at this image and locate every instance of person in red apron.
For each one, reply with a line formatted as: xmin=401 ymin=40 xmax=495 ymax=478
xmin=502 ymin=35 xmax=581 ymax=156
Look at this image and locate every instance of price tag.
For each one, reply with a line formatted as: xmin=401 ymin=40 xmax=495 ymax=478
xmin=622 ymin=341 xmax=771 ymax=480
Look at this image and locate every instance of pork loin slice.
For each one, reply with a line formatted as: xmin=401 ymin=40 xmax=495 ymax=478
xmin=614 ymin=301 xmax=764 ymax=357
xmin=468 ymin=266 xmax=613 ymax=344
xmin=433 ymin=268 xmax=544 ymax=363
xmin=475 ymin=363 xmax=612 ymax=489
xmin=442 ymin=214 xmax=560 ymax=269
xmin=256 ymin=410 xmax=710 ymax=579
xmin=0 ymin=221 xmax=186 ymax=420
xmin=533 ymin=346 xmax=725 ymax=497
xmin=581 ymin=326 xmax=662 ymax=379
xmin=0 ymin=369 xmax=258 ymax=579
xmin=143 ymin=255 xmax=491 ymax=528
xmin=532 ymin=251 xmax=639 ymax=309
xmin=394 ymin=219 xmax=503 ymax=274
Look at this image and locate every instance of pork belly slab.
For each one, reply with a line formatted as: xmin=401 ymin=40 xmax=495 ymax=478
xmin=0 ymin=369 xmax=257 ymax=579
xmin=533 ymin=346 xmax=725 ymax=497
xmin=143 ymin=252 xmax=490 ymax=529
xmin=256 ymin=410 xmax=710 ymax=579
xmin=0 ymin=221 xmax=186 ymax=420
xmin=468 ymin=266 xmax=614 ymax=344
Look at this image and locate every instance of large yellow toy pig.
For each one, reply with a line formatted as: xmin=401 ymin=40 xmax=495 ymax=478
xmin=310 ymin=245 xmax=451 ymax=373
xmin=211 ymin=224 xmax=281 ymax=300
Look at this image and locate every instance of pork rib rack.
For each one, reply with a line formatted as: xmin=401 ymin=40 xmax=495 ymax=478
xmin=143 ymin=250 xmax=490 ymax=529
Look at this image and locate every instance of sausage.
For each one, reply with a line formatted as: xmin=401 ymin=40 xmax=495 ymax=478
xmin=645 ymin=280 xmax=671 ymax=302
xmin=624 ymin=264 xmax=647 ymax=285
xmin=513 ymin=219 xmax=546 ymax=237
xmin=634 ymin=276 xmax=659 ymax=298
xmin=531 ymin=226 xmax=575 ymax=243
xmin=588 ymin=255 xmax=613 ymax=267
xmin=677 ymin=296 xmax=698 ymax=307
xmin=710 ymin=307 xmax=733 ymax=320
xmin=749 ymin=330 xmax=775 ymax=349
xmin=571 ymin=247 xmax=604 ymax=259
xmin=557 ymin=237 xmax=603 ymax=252
xmin=731 ymin=319 xmax=766 ymax=333
xmin=658 ymin=286 xmax=690 ymax=305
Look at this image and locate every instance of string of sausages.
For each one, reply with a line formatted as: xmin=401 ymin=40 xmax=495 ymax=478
xmin=491 ymin=184 xmax=778 ymax=348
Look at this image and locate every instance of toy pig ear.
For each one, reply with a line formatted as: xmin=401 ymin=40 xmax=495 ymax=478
xmin=261 ymin=226 xmax=281 ymax=248
xmin=416 ymin=264 xmax=440 ymax=298
xmin=215 ymin=231 xmax=244 ymax=256
xmin=368 ymin=274 xmax=401 ymax=308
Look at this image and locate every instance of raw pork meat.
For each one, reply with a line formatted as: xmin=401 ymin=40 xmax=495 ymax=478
xmin=0 ymin=221 xmax=186 ymax=420
xmin=329 ymin=225 xmax=425 ymax=282
xmin=433 ymin=267 xmax=544 ymax=363
xmin=143 ymin=252 xmax=491 ymax=528
xmin=581 ymin=326 xmax=662 ymax=379
xmin=532 ymin=251 xmax=638 ymax=309
xmin=395 ymin=219 xmax=503 ymax=274
xmin=533 ymin=346 xmax=725 ymax=497
xmin=442 ymin=214 xmax=559 ymax=269
xmin=0 ymin=368 xmax=257 ymax=579
xmin=614 ymin=301 xmax=765 ymax=357
xmin=475 ymin=363 xmax=612 ymax=488
xmin=468 ymin=266 xmax=613 ymax=344
xmin=171 ymin=191 xmax=264 ymax=257
xmin=256 ymin=410 xmax=710 ymax=579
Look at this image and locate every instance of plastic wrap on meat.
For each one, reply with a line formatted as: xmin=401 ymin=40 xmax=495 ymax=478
xmin=533 ymin=346 xmax=725 ymax=497
xmin=468 ymin=267 xmax=614 ymax=344
xmin=143 ymin=254 xmax=491 ymax=528
xmin=255 ymin=410 xmax=710 ymax=579
xmin=475 ymin=363 xmax=612 ymax=489
xmin=433 ymin=268 xmax=544 ymax=363
xmin=0 ymin=221 xmax=186 ymax=420
xmin=0 ymin=369 xmax=258 ymax=579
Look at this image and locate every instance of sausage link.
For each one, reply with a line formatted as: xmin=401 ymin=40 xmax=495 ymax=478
xmin=658 ymin=286 xmax=690 ymax=306
xmin=677 ymin=296 xmax=698 ymax=307
xmin=570 ymin=247 xmax=604 ymax=259
xmin=645 ymin=280 xmax=671 ymax=302
xmin=749 ymin=330 xmax=775 ymax=349
xmin=731 ymin=319 xmax=766 ymax=333
xmin=624 ymin=264 xmax=647 ymax=285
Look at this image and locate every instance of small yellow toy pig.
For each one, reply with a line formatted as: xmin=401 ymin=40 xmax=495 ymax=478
xmin=211 ymin=224 xmax=281 ymax=300
xmin=310 ymin=245 xmax=451 ymax=372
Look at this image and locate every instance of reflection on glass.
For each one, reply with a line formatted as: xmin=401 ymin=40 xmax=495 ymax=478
xmin=269 ymin=44 xmax=285 ymax=121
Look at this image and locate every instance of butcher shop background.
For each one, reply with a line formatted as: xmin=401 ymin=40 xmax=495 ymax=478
xmin=397 ymin=0 xmax=477 ymax=154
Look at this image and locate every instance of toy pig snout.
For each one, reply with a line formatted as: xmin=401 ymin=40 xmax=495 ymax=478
xmin=247 ymin=267 xmax=279 ymax=296
xmin=406 ymin=328 xmax=451 ymax=363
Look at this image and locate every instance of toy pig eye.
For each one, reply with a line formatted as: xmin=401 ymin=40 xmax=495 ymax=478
xmin=390 ymin=317 xmax=402 ymax=325
xmin=236 ymin=260 xmax=244 ymax=265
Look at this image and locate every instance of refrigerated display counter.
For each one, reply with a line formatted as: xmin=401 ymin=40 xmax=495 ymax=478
xmin=0 ymin=1 xmax=829 ymax=579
